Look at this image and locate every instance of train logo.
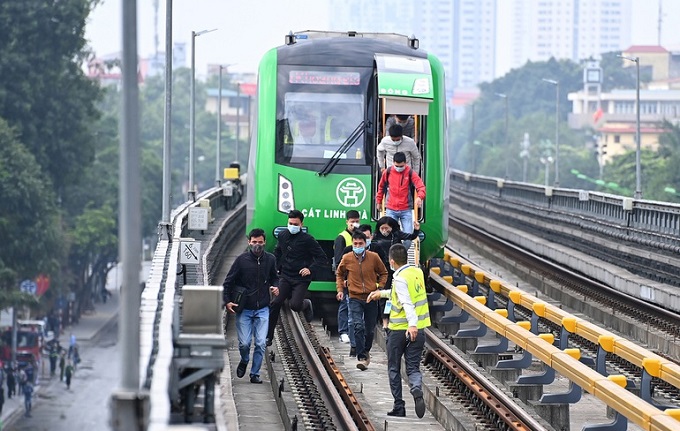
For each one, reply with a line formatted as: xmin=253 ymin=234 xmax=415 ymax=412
xmin=336 ymin=178 xmax=366 ymax=208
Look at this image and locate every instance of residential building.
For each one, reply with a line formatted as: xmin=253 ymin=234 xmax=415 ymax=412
xmin=328 ymin=0 xmax=497 ymax=98
xmin=568 ymin=47 xmax=680 ymax=165
xmin=205 ymin=83 xmax=257 ymax=142
xmin=499 ymin=0 xmax=632 ymax=76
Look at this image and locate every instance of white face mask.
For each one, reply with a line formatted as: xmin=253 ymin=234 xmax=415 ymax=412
xmin=288 ymin=224 xmax=300 ymax=234
xmin=391 ymin=139 xmax=402 ymax=145
xmin=394 ymin=166 xmax=405 ymax=173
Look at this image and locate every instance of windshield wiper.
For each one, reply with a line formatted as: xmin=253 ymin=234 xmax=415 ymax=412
xmin=317 ymin=120 xmax=368 ymax=176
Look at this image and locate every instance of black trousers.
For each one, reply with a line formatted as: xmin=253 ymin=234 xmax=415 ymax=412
xmin=387 ymin=328 xmax=425 ymax=409
xmin=267 ymin=277 xmax=311 ymax=341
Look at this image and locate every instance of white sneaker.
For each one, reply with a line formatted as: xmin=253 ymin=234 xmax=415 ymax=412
xmin=339 ymin=333 xmax=350 ymax=343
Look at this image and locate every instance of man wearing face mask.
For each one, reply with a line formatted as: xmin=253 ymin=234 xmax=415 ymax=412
xmin=334 ymin=210 xmax=361 ymax=348
xmin=223 ymin=229 xmax=280 ymax=384
xmin=377 ymin=124 xmax=421 ymax=174
xmin=376 ymin=152 xmax=426 ymax=250
xmin=385 ymin=114 xmax=415 ymax=139
xmin=267 ymin=210 xmax=328 ymax=345
xmin=336 ymin=231 xmax=388 ymax=370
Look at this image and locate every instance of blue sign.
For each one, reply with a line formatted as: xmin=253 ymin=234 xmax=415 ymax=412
xmin=20 ymin=279 xmax=37 ymax=295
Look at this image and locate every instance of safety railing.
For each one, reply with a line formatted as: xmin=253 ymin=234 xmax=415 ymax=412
xmin=429 ymin=253 xmax=680 ymax=431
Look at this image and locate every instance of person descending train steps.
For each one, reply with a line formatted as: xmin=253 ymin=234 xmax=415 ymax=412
xmin=376 ymin=151 xmax=426 ymax=249
xmin=377 ymin=124 xmax=420 ymax=173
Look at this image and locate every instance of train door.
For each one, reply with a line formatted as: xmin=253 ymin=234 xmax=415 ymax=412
xmin=372 ymin=54 xmax=434 ymax=223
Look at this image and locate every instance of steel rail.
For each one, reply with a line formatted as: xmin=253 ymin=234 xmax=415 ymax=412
xmin=425 ymin=329 xmax=547 ymax=431
xmin=282 ymin=307 xmax=372 ymax=431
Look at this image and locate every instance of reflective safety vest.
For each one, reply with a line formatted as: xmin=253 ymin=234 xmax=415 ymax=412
xmin=388 ymin=265 xmax=431 ymax=330
xmin=339 ymin=230 xmax=352 ymax=247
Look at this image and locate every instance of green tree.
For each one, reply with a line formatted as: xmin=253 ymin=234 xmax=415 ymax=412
xmin=0 ymin=1 xmax=102 ymax=196
xmin=0 ymin=118 xmax=63 ymax=308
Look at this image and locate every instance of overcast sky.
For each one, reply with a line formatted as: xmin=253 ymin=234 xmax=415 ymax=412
xmin=86 ymin=0 xmax=680 ymax=77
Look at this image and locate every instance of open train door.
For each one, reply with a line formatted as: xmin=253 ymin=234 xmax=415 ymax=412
xmin=374 ymin=54 xmax=434 ymax=266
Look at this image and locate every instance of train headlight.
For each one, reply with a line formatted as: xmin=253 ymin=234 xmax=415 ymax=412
xmin=412 ymin=78 xmax=430 ymax=95
xmin=278 ymin=174 xmax=295 ymax=214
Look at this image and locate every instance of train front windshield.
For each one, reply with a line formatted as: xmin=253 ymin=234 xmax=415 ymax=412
xmin=276 ymin=66 xmax=373 ymax=169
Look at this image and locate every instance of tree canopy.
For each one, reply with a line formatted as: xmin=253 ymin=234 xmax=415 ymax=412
xmin=451 ymin=53 xmax=677 ymax=199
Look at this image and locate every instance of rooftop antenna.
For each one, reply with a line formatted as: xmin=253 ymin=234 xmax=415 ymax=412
xmin=154 ymin=0 xmax=160 ymax=56
xmin=657 ymin=0 xmax=663 ymax=46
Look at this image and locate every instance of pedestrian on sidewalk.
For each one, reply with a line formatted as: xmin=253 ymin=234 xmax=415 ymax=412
xmin=0 ymin=363 xmax=5 ymax=414
xmin=68 ymin=333 xmax=76 ymax=359
xmin=59 ymin=351 xmax=66 ymax=381
xmin=18 ymin=367 xmax=27 ymax=395
xmin=23 ymin=381 xmax=33 ymax=417
xmin=48 ymin=341 xmax=59 ymax=377
xmin=65 ymin=360 xmax=74 ymax=390
xmin=6 ymin=362 xmax=15 ymax=399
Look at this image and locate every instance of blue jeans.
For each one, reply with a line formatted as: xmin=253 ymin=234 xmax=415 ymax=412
xmin=348 ymin=298 xmax=379 ymax=360
xmin=386 ymin=208 xmax=414 ymax=249
xmin=337 ymin=289 xmax=356 ymax=346
xmin=236 ymin=307 xmax=269 ymax=377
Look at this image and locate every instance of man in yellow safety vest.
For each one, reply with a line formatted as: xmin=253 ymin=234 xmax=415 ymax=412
xmin=367 ymin=243 xmax=430 ymax=419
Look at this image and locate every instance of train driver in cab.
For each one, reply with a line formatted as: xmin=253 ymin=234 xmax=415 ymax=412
xmin=293 ymin=117 xmax=320 ymax=145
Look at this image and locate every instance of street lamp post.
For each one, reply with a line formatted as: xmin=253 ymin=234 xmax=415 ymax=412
xmin=189 ymin=28 xmax=217 ymax=201
xmin=235 ymin=82 xmax=241 ymax=164
xmin=495 ymin=93 xmax=509 ymax=179
xmin=159 ymin=0 xmax=173 ymax=239
xmin=619 ymin=55 xmax=642 ymax=199
xmin=542 ymin=78 xmax=560 ymax=186
xmin=216 ymin=65 xmax=224 ymax=186
xmin=540 ymin=156 xmax=554 ymax=187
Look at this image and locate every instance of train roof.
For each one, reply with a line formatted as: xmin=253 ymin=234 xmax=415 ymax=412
xmin=277 ymin=31 xmax=429 ymax=67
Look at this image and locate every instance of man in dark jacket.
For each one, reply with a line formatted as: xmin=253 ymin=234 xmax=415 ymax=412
xmin=267 ymin=210 xmax=327 ymax=343
xmin=224 ymin=228 xmax=280 ymax=384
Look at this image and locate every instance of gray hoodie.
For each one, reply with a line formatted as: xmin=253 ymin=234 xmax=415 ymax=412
xmin=376 ymin=135 xmax=421 ymax=173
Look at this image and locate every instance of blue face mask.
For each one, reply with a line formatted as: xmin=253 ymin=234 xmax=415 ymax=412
xmin=394 ymin=166 xmax=405 ymax=173
xmin=353 ymin=246 xmax=365 ymax=255
xmin=365 ymin=239 xmax=371 ymax=247
xmin=288 ymin=224 xmax=300 ymax=234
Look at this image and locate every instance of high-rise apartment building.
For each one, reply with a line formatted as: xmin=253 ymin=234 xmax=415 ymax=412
xmin=453 ymin=0 xmax=497 ymax=88
xmin=328 ymin=0 xmax=496 ymax=96
xmin=500 ymin=0 xmax=632 ymax=75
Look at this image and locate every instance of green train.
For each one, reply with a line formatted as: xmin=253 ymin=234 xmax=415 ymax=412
xmin=246 ymin=31 xmax=448 ymax=317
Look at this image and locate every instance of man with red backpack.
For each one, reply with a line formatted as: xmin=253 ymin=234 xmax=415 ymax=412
xmin=375 ymin=151 xmax=426 ymax=249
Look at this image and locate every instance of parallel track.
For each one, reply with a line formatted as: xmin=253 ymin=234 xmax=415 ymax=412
xmin=449 ymin=214 xmax=680 ymax=404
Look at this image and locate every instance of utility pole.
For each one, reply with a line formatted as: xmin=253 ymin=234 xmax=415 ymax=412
xmin=110 ymin=0 xmax=148 ymax=429
xmin=159 ymin=0 xmax=172 ymax=240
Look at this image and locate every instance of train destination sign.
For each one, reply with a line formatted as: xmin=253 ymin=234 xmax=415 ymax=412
xmin=289 ymin=70 xmax=360 ymax=86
